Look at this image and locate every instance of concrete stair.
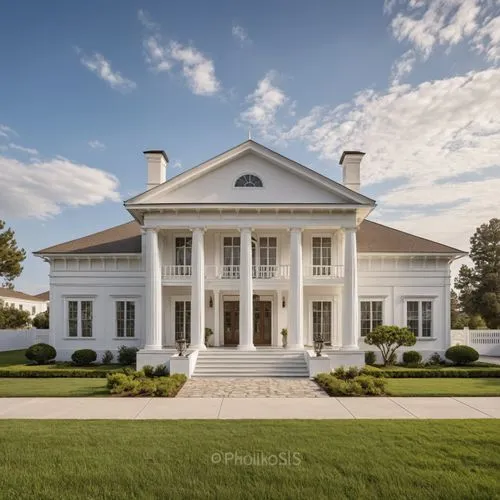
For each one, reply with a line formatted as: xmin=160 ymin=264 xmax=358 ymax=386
xmin=192 ymin=349 xmax=309 ymax=378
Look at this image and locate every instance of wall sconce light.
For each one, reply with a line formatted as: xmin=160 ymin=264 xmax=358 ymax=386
xmin=282 ymin=296 xmax=286 ymax=308
xmin=209 ymin=295 xmax=213 ymax=308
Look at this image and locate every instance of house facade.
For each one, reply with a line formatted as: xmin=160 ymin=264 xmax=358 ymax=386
xmin=0 ymin=288 xmax=48 ymax=317
xmin=35 ymin=141 xmax=465 ymax=373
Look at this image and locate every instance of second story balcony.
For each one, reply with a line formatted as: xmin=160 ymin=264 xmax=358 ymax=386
xmin=161 ymin=264 xmax=344 ymax=282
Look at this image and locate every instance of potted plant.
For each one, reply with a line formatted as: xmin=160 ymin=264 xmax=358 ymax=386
xmin=280 ymin=328 xmax=288 ymax=348
xmin=205 ymin=327 xmax=214 ymax=347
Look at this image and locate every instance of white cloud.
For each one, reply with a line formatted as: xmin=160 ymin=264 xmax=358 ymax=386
xmin=278 ymin=66 xmax=500 ymax=253
xmin=88 ymin=140 xmax=106 ymax=150
xmin=172 ymin=160 xmax=182 ymax=169
xmin=78 ymin=49 xmax=136 ymax=92
xmin=239 ymin=71 xmax=288 ymax=139
xmin=232 ymin=24 xmax=252 ymax=46
xmin=143 ymin=36 xmax=172 ymax=72
xmin=8 ymin=143 xmax=39 ymax=155
xmin=0 ymin=124 xmax=17 ymax=138
xmin=169 ymin=42 xmax=221 ymax=96
xmin=386 ymin=0 xmax=499 ymax=83
xmin=137 ymin=9 xmax=158 ymax=31
xmin=0 ymin=154 xmax=120 ymax=219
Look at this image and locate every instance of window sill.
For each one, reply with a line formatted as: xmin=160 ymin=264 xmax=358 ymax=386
xmin=64 ymin=337 xmax=95 ymax=340
xmin=416 ymin=337 xmax=437 ymax=341
xmin=112 ymin=337 xmax=138 ymax=341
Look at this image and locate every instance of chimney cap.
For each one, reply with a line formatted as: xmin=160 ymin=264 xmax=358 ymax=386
xmin=339 ymin=150 xmax=365 ymax=165
xmin=143 ymin=150 xmax=169 ymax=162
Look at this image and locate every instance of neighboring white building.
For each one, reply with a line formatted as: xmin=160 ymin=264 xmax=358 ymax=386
xmin=0 ymin=288 xmax=48 ymax=317
xmin=34 ymin=140 xmax=465 ymax=373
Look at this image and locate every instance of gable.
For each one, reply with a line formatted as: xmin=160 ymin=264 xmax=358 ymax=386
xmin=144 ymin=152 xmax=352 ymax=204
xmin=126 ymin=141 xmax=375 ymax=207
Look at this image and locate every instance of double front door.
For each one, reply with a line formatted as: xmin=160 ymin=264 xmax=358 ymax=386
xmin=223 ymin=301 xmax=272 ymax=346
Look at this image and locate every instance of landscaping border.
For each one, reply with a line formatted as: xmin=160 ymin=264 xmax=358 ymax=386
xmin=363 ymin=366 xmax=500 ymax=378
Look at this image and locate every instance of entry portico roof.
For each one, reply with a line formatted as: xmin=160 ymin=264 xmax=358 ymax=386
xmin=33 ymin=219 xmax=466 ymax=256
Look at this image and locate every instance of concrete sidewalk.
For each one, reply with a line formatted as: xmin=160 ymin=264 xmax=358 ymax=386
xmin=0 ymin=396 xmax=499 ymax=419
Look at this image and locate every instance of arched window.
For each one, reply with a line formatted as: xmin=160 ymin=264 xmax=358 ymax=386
xmin=234 ymin=174 xmax=263 ymax=188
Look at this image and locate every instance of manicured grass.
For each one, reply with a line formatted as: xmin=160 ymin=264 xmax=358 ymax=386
xmin=0 ymin=420 xmax=498 ymax=499
xmin=0 ymin=349 xmax=126 ymax=377
xmin=0 ymin=349 xmax=26 ymax=366
xmin=386 ymin=378 xmax=500 ymax=396
xmin=0 ymin=378 xmax=108 ymax=397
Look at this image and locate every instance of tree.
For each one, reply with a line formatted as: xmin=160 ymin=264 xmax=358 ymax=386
xmin=0 ymin=304 xmax=31 ymax=329
xmin=0 ymin=220 xmax=26 ymax=288
xmin=455 ymin=218 xmax=500 ymax=328
xmin=364 ymin=325 xmax=416 ymax=366
xmin=32 ymin=310 xmax=49 ymax=329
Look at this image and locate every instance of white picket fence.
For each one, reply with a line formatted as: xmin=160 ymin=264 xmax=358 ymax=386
xmin=450 ymin=327 xmax=500 ymax=356
xmin=0 ymin=329 xmax=52 ymax=352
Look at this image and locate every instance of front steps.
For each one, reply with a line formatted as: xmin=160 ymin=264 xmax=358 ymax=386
xmin=192 ymin=349 xmax=309 ymax=378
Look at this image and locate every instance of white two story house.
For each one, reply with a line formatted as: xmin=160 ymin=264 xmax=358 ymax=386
xmin=35 ymin=140 xmax=465 ymax=374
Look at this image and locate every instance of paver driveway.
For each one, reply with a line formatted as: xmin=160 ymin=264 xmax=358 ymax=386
xmin=176 ymin=377 xmax=328 ymax=398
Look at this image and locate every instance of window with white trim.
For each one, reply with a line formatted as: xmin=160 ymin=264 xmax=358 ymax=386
xmin=312 ymin=237 xmax=332 ymax=275
xmin=175 ymin=237 xmax=192 ymax=274
xmin=223 ymin=237 xmax=240 ymax=278
xmin=406 ymin=300 xmax=433 ymax=337
xmin=116 ymin=301 xmax=136 ymax=337
xmin=312 ymin=301 xmax=332 ymax=345
xmin=175 ymin=301 xmax=191 ymax=344
xmin=360 ymin=300 xmax=383 ymax=336
xmin=67 ymin=300 xmax=93 ymax=337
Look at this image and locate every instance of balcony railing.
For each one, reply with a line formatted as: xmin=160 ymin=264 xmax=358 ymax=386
xmin=162 ymin=264 xmax=343 ymax=280
xmin=304 ymin=265 xmax=344 ymax=279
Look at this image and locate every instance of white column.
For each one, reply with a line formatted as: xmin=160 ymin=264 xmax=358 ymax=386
xmin=288 ymin=228 xmax=304 ymax=349
xmin=238 ymin=228 xmax=255 ymax=350
xmin=144 ymin=228 xmax=162 ymax=350
xmin=190 ymin=227 xmax=206 ymax=350
xmin=341 ymin=227 xmax=359 ymax=350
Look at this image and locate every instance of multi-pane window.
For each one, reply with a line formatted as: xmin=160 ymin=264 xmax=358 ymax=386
xmin=67 ymin=300 xmax=93 ymax=337
xmin=223 ymin=237 xmax=240 ymax=278
xmin=19 ymin=304 xmax=23 ymax=311
xmin=175 ymin=237 xmax=192 ymax=275
xmin=312 ymin=301 xmax=332 ymax=345
xmin=406 ymin=300 xmax=433 ymax=337
xmin=257 ymin=237 xmax=277 ymax=278
xmin=234 ymin=174 xmax=263 ymax=187
xmin=116 ymin=301 xmax=136 ymax=338
xmin=175 ymin=301 xmax=191 ymax=344
xmin=312 ymin=237 xmax=332 ymax=275
xmin=360 ymin=301 xmax=383 ymax=336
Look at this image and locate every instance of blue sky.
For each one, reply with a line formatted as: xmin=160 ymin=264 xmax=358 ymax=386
xmin=1 ymin=0 xmax=499 ymax=293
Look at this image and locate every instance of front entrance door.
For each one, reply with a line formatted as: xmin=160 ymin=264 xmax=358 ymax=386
xmin=224 ymin=301 xmax=239 ymax=346
xmin=254 ymin=301 xmax=272 ymax=345
xmin=223 ymin=300 xmax=272 ymax=346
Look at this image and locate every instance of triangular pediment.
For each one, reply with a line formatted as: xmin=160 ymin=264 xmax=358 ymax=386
xmin=126 ymin=141 xmax=375 ymax=207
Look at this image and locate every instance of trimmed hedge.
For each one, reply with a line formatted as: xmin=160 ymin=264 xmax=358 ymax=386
xmin=445 ymin=345 xmax=479 ymax=365
xmin=402 ymin=351 xmax=422 ymax=365
xmin=25 ymin=343 xmax=56 ymax=365
xmin=315 ymin=372 xmax=387 ymax=396
xmin=71 ymin=349 xmax=97 ymax=366
xmin=362 ymin=366 xmax=500 ymax=378
xmin=0 ymin=365 xmax=124 ymax=378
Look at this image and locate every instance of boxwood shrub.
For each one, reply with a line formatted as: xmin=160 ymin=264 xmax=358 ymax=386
xmin=25 ymin=343 xmax=56 ymax=365
xmin=107 ymin=372 xmax=186 ymax=397
xmin=361 ymin=365 xmax=500 ymax=378
xmin=445 ymin=345 xmax=479 ymax=365
xmin=402 ymin=351 xmax=422 ymax=365
xmin=71 ymin=349 xmax=97 ymax=366
xmin=315 ymin=372 xmax=386 ymax=396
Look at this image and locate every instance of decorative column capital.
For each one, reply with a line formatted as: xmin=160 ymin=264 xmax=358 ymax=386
xmin=289 ymin=227 xmax=303 ymax=233
xmin=190 ymin=227 xmax=206 ymax=234
xmin=143 ymin=226 xmax=160 ymax=234
xmin=343 ymin=226 xmax=357 ymax=233
xmin=238 ymin=227 xmax=253 ymax=234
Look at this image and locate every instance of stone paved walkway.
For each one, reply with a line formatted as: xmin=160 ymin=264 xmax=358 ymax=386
xmin=176 ymin=378 xmax=328 ymax=398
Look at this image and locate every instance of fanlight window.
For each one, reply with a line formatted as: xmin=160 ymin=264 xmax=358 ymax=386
xmin=234 ymin=174 xmax=263 ymax=188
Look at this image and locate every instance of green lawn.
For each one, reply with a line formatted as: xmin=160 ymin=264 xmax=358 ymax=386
xmin=0 ymin=421 xmax=498 ymax=499
xmin=0 ymin=378 xmax=108 ymax=397
xmin=0 ymin=349 xmax=27 ymax=366
xmin=386 ymin=377 xmax=500 ymax=396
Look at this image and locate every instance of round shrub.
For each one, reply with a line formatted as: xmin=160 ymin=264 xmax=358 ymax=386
xmin=117 ymin=345 xmax=139 ymax=366
xmin=402 ymin=351 xmax=422 ymax=365
xmin=71 ymin=349 xmax=97 ymax=366
xmin=25 ymin=343 xmax=56 ymax=365
xmin=445 ymin=345 xmax=479 ymax=365
xmin=365 ymin=351 xmax=376 ymax=365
